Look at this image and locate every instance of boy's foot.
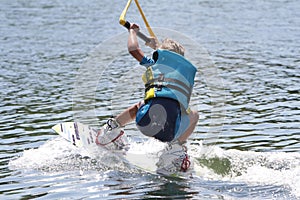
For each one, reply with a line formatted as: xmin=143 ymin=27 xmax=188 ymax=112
xmin=96 ymin=118 xmax=128 ymax=151
xmin=156 ymin=141 xmax=191 ymax=176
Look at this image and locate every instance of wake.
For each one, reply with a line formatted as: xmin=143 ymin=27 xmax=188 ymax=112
xmin=9 ymin=137 xmax=300 ymax=198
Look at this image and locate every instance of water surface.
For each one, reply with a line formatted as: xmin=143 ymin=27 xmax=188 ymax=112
xmin=1 ymin=0 xmax=299 ymax=199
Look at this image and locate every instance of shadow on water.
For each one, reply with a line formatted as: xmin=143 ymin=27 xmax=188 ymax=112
xmin=143 ymin=180 xmax=198 ymax=199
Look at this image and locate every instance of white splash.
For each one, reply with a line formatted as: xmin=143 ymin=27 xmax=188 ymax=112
xmin=189 ymin=142 xmax=300 ymax=198
xmin=9 ymin=137 xmax=90 ymax=171
xmin=9 ymin=137 xmax=300 ymax=198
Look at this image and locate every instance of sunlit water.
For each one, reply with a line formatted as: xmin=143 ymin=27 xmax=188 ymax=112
xmin=1 ymin=0 xmax=299 ymax=199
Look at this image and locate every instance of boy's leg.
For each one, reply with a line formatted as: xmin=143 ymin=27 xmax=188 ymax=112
xmin=115 ymin=101 xmax=144 ymax=126
xmin=177 ymin=110 xmax=199 ymax=144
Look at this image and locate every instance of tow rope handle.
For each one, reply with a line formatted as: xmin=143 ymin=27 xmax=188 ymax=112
xmin=121 ymin=20 xmax=151 ymax=43
xmin=119 ymin=0 xmax=157 ymax=46
xmin=133 ymin=0 xmax=157 ymax=39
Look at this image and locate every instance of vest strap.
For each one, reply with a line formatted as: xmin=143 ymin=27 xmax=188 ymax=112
xmin=145 ymin=76 xmax=192 ymax=94
xmin=145 ymin=84 xmax=191 ymax=102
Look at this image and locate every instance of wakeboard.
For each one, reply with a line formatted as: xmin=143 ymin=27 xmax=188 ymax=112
xmin=52 ymin=122 xmax=158 ymax=172
xmin=52 ymin=122 xmax=193 ymax=178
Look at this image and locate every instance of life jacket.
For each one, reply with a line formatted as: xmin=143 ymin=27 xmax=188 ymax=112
xmin=142 ymin=49 xmax=197 ymax=110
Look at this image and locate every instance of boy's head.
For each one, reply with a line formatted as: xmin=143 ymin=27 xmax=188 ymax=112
xmin=158 ymin=38 xmax=185 ymax=56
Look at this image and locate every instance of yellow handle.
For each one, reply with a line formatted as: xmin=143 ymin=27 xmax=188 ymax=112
xmin=119 ymin=0 xmax=133 ymax=26
xmin=119 ymin=0 xmax=158 ymax=46
xmin=134 ymin=0 xmax=157 ymax=39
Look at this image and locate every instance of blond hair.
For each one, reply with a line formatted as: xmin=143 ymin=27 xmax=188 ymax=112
xmin=158 ymin=38 xmax=185 ymax=56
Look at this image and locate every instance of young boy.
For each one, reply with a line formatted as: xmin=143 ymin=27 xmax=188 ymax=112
xmin=98 ymin=23 xmax=199 ymax=175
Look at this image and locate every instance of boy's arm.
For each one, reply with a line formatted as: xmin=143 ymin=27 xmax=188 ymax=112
xmin=127 ymin=23 xmax=144 ymax=62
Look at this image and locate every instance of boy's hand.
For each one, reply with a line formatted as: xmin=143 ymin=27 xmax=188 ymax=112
xmin=145 ymin=37 xmax=159 ymax=50
xmin=129 ymin=23 xmax=158 ymax=50
xmin=129 ymin=23 xmax=140 ymax=32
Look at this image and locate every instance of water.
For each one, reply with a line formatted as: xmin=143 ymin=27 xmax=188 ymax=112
xmin=1 ymin=0 xmax=300 ymax=199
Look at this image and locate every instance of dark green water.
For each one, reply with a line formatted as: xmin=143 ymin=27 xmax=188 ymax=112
xmin=1 ymin=0 xmax=299 ymax=199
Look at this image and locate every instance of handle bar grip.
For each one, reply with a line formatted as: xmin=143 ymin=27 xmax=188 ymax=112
xmin=124 ymin=21 xmax=151 ymax=43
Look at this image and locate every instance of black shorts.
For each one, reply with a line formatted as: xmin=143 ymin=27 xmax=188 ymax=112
xmin=136 ymin=98 xmax=181 ymax=142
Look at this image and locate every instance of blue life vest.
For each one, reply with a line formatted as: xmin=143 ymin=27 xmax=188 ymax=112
xmin=142 ymin=49 xmax=197 ymax=110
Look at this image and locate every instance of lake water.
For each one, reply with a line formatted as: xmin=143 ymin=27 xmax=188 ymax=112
xmin=1 ymin=0 xmax=300 ymax=199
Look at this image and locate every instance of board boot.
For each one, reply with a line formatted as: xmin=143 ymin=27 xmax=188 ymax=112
xmin=156 ymin=140 xmax=192 ymax=176
xmin=96 ymin=118 xmax=129 ymax=151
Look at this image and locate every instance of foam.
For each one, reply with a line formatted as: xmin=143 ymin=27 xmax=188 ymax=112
xmin=189 ymin=143 xmax=300 ymax=198
xmin=9 ymin=137 xmax=300 ymax=197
